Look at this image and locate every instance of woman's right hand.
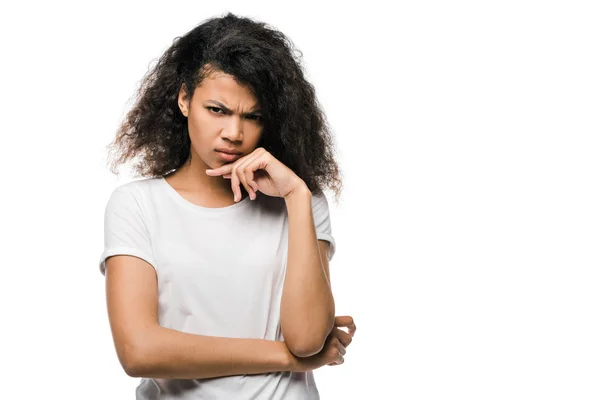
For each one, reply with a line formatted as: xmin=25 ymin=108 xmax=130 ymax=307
xmin=288 ymin=333 xmax=346 ymax=372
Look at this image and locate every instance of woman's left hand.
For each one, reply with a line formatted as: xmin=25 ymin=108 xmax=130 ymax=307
xmin=206 ymin=147 xmax=306 ymax=201
xmin=327 ymin=315 xmax=356 ymax=366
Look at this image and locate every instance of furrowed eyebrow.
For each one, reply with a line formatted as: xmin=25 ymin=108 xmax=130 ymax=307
xmin=207 ymin=100 xmax=263 ymax=115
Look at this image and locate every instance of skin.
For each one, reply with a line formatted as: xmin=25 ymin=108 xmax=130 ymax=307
xmin=168 ymin=66 xmax=357 ymax=359
xmin=168 ymin=68 xmax=264 ymax=207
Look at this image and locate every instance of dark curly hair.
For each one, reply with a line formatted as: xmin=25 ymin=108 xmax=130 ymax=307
xmin=106 ymin=12 xmax=342 ymax=200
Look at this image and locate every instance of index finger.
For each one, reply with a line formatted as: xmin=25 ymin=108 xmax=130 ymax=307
xmin=205 ymin=163 xmax=234 ymax=176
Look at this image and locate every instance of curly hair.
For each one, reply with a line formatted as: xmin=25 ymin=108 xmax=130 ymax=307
xmin=106 ymin=12 xmax=342 ymax=200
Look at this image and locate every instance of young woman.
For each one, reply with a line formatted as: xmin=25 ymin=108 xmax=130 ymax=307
xmin=99 ymin=12 xmax=356 ymax=399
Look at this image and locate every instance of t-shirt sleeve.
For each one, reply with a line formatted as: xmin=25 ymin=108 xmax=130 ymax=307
xmin=98 ymin=186 xmax=156 ymax=276
xmin=311 ymin=190 xmax=336 ymax=262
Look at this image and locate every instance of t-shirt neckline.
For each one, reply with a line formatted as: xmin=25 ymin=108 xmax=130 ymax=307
xmin=158 ymin=176 xmax=251 ymax=213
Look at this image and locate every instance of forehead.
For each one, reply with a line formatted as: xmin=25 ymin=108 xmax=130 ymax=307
xmin=195 ymin=71 xmax=257 ymax=104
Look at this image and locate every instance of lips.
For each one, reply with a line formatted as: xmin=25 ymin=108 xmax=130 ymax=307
xmin=215 ymin=150 xmax=242 ymax=162
xmin=215 ymin=147 xmax=242 ymax=155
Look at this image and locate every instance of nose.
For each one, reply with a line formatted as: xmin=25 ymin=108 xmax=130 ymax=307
xmin=221 ymin=116 xmax=243 ymax=142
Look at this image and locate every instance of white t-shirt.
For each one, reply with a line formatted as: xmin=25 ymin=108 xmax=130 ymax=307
xmin=99 ymin=176 xmax=336 ymax=400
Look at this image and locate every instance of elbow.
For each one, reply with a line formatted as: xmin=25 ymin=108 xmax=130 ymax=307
xmin=121 ymin=344 xmax=145 ymax=377
xmin=118 ymin=336 xmax=153 ymax=378
xmin=285 ymin=326 xmax=333 ymax=358
xmin=282 ymin=307 xmax=336 ymax=357
xmin=123 ymin=356 xmax=144 ymax=378
xmin=124 ymin=364 xmax=140 ymax=378
xmin=286 ymin=338 xmax=326 ymax=358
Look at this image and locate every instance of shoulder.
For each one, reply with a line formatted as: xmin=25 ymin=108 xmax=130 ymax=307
xmin=310 ymin=188 xmax=331 ymax=212
xmin=309 ymin=186 xmax=330 ymax=202
xmin=109 ymin=177 xmax=161 ymax=199
xmin=105 ymin=177 xmax=163 ymax=213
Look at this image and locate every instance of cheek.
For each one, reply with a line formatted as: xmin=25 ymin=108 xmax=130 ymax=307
xmin=188 ymin=112 xmax=208 ymax=136
xmin=188 ymin=114 xmax=217 ymax=145
xmin=248 ymin=125 xmax=264 ymax=145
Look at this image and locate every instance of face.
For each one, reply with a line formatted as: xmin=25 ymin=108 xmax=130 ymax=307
xmin=177 ymin=69 xmax=264 ymax=170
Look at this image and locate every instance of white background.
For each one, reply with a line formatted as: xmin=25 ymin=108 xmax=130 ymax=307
xmin=1 ymin=1 xmax=599 ymax=399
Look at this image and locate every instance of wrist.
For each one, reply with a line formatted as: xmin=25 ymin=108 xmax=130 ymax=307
xmin=279 ymin=342 xmax=298 ymax=372
xmin=284 ymin=181 xmax=310 ymax=203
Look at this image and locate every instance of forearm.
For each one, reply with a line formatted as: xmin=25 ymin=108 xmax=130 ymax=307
xmin=280 ymin=186 xmax=336 ymax=356
xmin=126 ymin=325 xmax=292 ymax=379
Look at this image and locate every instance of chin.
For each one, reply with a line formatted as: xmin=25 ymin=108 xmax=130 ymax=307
xmin=198 ymin=151 xmax=219 ymax=169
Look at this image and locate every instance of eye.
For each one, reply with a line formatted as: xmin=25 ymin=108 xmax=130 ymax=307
xmin=207 ymin=106 xmax=224 ymax=114
xmin=246 ymin=114 xmax=263 ymax=122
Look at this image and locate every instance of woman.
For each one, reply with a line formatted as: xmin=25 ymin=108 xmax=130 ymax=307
xmin=99 ymin=12 xmax=356 ymax=399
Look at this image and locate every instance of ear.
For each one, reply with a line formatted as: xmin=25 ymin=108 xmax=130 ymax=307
xmin=178 ymin=84 xmax=190 ymax=117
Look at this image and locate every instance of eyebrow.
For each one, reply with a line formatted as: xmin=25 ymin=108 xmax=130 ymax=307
xmin=207 ymin=100 xmax=263 ymax=115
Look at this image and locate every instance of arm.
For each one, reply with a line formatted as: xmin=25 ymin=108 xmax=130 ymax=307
xmin=105 ymin=255 xmax=293 ymax=379
xmin=128 ymin=326 xmax=292 ymax=379
xmin=280 ymin=185 xmax=336 ymax=358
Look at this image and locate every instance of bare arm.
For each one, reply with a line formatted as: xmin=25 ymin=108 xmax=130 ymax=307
xmin=127 ymin=326 xmax=292 ymax=379
xmin=280 ymin=185 xmax=336 ymax=358
xmin=105 ymin=255 xmax=292 ymax=379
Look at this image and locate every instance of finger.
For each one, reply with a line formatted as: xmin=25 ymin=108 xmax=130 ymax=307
xmin=347 ymin=322 xmax=356 ymax=337
xmin=244 ymin=162 xmax=259 ymax=193
xmin=334 ymin=315 xmax=354 ymax=326
xmin=327 ymin=341 xmax=345 ymax=366
xmin=235 ymin=155 xmax=260 ymax=200
xmin=236 ymin=167 xmax=254 ymax=200
xmin=205 ymin=164 xmax=233 ymax=177
xmin=334 ymin=316 xmax=356 ymax=337
xmin=243 ymin=154 xmax=263 ymax=197
xmin=237 ymin=152 xmax=262 ymax=193
xmin=338 ymin=341 xmax=346 ymax=356
xmin=233 ymin=160 xmax=250 ymax=199
xmin=332 ymin=327 xmax=353 ymax=347
xmin=230 ymin=163 xmax=242 ymax=202
xmin=346 ymin=324 xmax=356 ymax=337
